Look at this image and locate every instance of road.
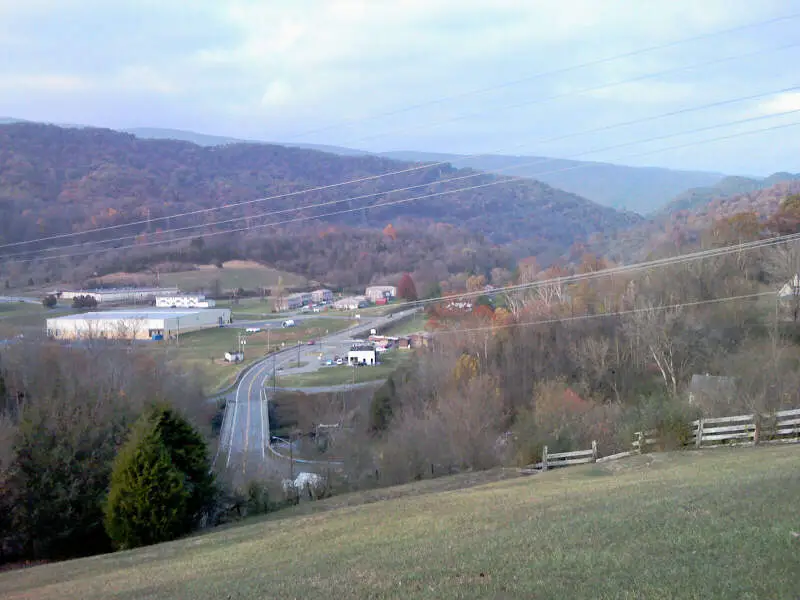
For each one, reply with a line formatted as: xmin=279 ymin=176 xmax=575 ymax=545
xmin=217 ymin=308 xmax=419 ymax=475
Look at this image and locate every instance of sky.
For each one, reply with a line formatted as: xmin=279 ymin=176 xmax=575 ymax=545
xmin=1 ymin=0 xmax=800 ymax=175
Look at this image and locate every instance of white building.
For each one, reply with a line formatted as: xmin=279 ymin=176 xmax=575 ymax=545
xmin=333 ymin=295 xmax=368 ymax=310
xmin=58 ymin=287 xmax=179 ymax=305
xmin=311 ymin=289 xmax=333 ymax=303
xmin=778 ymin=274 xmax=800 ymax=298
xmin=155 ymin=294 xmax=216 ymax=308
xmin=46 ymin=308 xmax=232 ymax=340
xmin=365 ymin=285 xmax=397 ymax=302
xmin=348 ymin=344 xmax=377 ymax=365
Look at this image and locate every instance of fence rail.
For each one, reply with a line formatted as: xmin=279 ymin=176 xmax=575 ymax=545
xmin=633 ymin=407 xmax=800 ymax=453
xmin=525 ymin=440 xmax=598 ymax=471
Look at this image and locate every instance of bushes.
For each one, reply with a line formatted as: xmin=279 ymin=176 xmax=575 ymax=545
xmin=41 ymin=295 xmax=57 ymax=308
xmin=71 ymin=294 xmax=98 ymax=309
xmin=104 ymin=405 xmax=215 ymax=550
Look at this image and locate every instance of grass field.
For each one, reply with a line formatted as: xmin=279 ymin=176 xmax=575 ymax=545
xmin=148 ymin=318 xmax=353 ymax=393
xmin=95 ymin=261 xmax=309 ymax=293
xmin=380 ymin=312 xmax=428 ymax=337
xmin=2 ymin=445 xmax=799 ymax=599
xmin=278 ymin=351 xmax=411 ymax=388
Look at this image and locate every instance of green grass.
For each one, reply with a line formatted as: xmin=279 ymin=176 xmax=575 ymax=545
xmin=278 ymin=351 xmax=411 ymax=388
xmin=380 ymin=312 xmax=428 ymax=337
xmin=146 ymin=318 xmax=354 ymax=393
xmin=159 ymin=262 xmax=308 ymax=292
xmin=3 ymin=445 xmax=799 ymax=599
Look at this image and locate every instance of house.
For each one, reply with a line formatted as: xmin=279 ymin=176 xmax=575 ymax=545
xmin=276 ymin=293 xmax=311 ymax=311
xmin=687 ymin=374 xmax=737 ymax=408
xmin=397 ymin=337 xmax=411 ymax=349
xmin=311 ymin=289 xmax=333 ymax=303
xmin=348 ymin=344 xmax=377 ymax=365
xmin=409 ymin=332 xmax=431 ymax=348
xmin=365 ymin=285 xmax=397 ymax=302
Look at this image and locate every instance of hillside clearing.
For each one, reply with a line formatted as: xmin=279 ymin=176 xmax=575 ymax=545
xmin=2 ymin=445 xmax=799 ymax=599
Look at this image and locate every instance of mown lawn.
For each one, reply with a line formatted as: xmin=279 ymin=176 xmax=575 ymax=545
xmin=278 ymin=351 xmax=411 ymax=388
xmin=2 ymin=446 xmax=799 ymax=599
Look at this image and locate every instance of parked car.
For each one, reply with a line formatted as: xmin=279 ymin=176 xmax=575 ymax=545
xmin=336 ymin=358 xmax=344 ymax=365
xmin=307 ymin=339 xmax=316 ymax=345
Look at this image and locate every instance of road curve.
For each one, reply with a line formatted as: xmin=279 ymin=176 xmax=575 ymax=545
xmin=219 ymin=308 xmax=419 ymax=474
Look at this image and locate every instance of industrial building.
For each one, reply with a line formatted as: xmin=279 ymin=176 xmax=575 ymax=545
xmin=311 ymin=288 xmax=333 ymax=303
xmin=57 ymin=287 xmax=179 ymax=305
xmin=365 ymin=285 xmax=396 ymax=302
xmin=155 ymin=294 xmax=216 ymax=308
xmin=46 ymin=308 xmax=232 ymax=340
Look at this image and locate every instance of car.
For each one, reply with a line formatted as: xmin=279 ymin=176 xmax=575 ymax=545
xmin=336 ymin=358 xmax=343 ymax=365
xmin=307 ymin=339 xmax=315 ymax=345
xmin=277 ymin=366 xmax=284 ymax=371
xmin=325 ymin=359 xmax=333 ymax=365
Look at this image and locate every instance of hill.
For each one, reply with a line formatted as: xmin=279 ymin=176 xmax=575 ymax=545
xmin=657 ymin=172 xmax=800 ymax=216
xmin=1 ymin=446 xmax=797 ymax=599
xmin=380 ymin=150 xmax=724 ymax=214
xmin=0 ymin=123 xmax=640 ymax=286
xmin=124 ymin=127 xmax=370 ymax=157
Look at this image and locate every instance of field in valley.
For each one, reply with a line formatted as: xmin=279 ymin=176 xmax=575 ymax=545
xmin=2 ymin=445 xmax=798 ymax=599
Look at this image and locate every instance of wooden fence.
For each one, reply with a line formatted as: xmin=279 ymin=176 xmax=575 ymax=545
xmin=521 ymin=407 xmax=800 ymax=473
xmin=633 ymin=407 xmax=800 ymax=453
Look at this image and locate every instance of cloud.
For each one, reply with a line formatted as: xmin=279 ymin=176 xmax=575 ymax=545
xmin=757 ymin=91 xmax=800 ymax=115
xmin=261 ymin=81 xmax=293 ymax=107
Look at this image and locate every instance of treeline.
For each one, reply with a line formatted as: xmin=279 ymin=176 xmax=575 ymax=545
xmin=313 ymin=210 xmax=800 ymax=488
xmin=0 ymin=343 xmax=281 ymax=566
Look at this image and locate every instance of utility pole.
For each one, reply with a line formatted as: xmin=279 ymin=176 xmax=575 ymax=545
xmin=297 ymin=340 xmax=301 ymax=369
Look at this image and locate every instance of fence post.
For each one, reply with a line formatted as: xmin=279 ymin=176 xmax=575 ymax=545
xmin=695 ymin=418 xmax=703 ymax=448
xmin=591 ymin=440 xmax=598 ymax=462
xmin=636 ymin=432 xmax=643 ymax=455
xmin=753 ymin=414 xmax=760 ymax=446
xmin=542 ymin=445 xmax=548 ymax=470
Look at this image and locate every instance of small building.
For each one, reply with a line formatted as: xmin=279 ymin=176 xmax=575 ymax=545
xmin=365 ymin=285 xmax=397 ymax=302
xmin=778 ymin=275 xmax=800 ymax=298
xmin=409 ymin=332 xmax=431 ymax=348
xmin=276 ymin=293 xmax=311 ymax=311
xmin=348 ymin=344 xmax=377 ymax=365
xmin=155 ymin=294 xmax=216 ymax=308
xmin=58 ymin=287 xmax=179 ymax=305
xmin=46 ymin=308 xmax=231 ymax=340
xmin=311 ymin=289 xmax=333 ymax=304
xmin=224 ymin=350 xmax=244 ymax=363
xmin=333 ymin=295 xmax=368 ymax=310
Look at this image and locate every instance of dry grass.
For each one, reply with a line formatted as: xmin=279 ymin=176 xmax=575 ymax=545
xmin=2 ymin=445 xmax=799 ymax=599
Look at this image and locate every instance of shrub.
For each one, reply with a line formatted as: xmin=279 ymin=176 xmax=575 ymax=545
xmin=621 ymin=394 xmax=699 ymax=452
xmin=41 ymin=295 xmax=57 ymax=309
xmin=104 ymin=430 xmax=190 ymax=549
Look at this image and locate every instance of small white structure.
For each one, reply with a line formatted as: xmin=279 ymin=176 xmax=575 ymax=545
xmin=333 ymin=295 xmax=368 ymax=310
xmin=778 ymin=274 xmax=800 ymax=298
xmin=365 ymin=285 xmax=397 ymax=302
xmin=311 ymin=289 xmax=333 ymax=303
xmin=348 ymin=344 xmax=377 ymax=365
xmin=46 ymin=308 xmax=231 ymax=340
xmin=224 ymin=350 xmax=244 ymax=363
xmin=282 ymin=319 xmax=296 ymax=328
xmin=155 ymin=294 xmax=216 ymax=308
xmin=245 ymin=327 xmax=261 ymax=334
xmin=283 ymin=472 xmax=327 ymax=502
xmin=58 ymin=287 xmax=179 ymax=305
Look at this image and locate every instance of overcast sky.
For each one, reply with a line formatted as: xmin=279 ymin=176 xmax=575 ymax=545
xmin=1 ymin=0 xmax=799 ymax=175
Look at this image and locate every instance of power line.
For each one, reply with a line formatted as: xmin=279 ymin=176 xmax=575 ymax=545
xmin=279 ymin=12 xmax=800 ymax=142
xmin=5 ymin=104 xmax=800 ymax=261
xmin=2 ymin=40 xmax=798 ymax=252
xmin=433 ymin=291 xmax=775 ymax=336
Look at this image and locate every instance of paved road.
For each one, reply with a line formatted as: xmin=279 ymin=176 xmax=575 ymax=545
xmin=217 ymin=308 xmax=419 ymax=474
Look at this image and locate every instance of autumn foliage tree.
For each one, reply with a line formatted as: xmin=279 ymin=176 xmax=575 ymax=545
xmin=397 ymin=273 xmax=418 ymax=301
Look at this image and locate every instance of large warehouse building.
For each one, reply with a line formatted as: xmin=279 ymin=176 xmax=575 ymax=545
xmin=46 ymin=308 xmax=232 ymax=340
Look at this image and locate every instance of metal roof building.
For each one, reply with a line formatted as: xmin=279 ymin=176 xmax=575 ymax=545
xmin=46 ymin=308 xmax=231 ymax=340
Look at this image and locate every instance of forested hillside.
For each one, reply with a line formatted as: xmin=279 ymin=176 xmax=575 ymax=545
xmin=0 ymin=123 xmax=640 ymax=287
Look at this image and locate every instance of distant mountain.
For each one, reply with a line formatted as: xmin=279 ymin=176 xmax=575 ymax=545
xmin=658 ymin=172 xmax=800 ymax=216
xmin=379 ymin=151 xmax=724 ymax=214
xmin=124 ymin=127 xmax=370 ymax=157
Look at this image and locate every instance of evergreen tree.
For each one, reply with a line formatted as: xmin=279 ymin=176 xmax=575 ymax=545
xmin=104 ymin=430 xmax=189 ymax=549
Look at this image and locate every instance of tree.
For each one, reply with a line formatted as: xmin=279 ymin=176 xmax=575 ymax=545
xmin=397 ymin=273 xmax=418 ymax=301
xmin=41 ymin=295 xmax=57 ymax=309
xmin=104 ymin=429 xmax=190 ymax=550
xmin=424 ymin=281 xmax=442 ymax=300
xmin=104 ymin=404 xmax=214 ymax=549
